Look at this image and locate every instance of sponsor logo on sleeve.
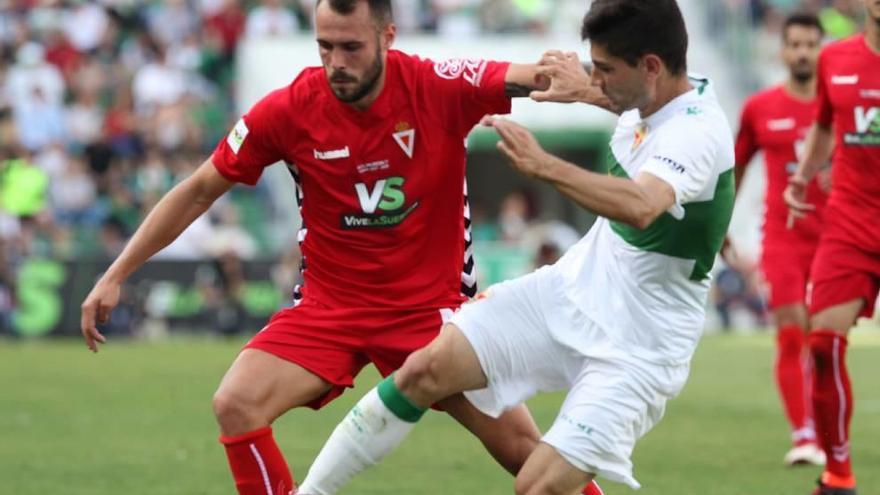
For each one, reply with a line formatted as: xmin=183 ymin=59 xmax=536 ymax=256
xmin=433 ymin=58 xmax=488 ymax=87
xmin=227 ymin=119 xmax=249 ymax=154
xmin=654 ymin=155 xmax=686 ymax=174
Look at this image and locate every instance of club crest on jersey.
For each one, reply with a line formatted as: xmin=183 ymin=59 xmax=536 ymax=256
xmin=393 ymin=122 xmax=415 ymax=159
xmin=632 ymin=123 xmax=647 ymax=150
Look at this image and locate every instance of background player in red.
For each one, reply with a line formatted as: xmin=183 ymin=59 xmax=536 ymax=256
xmin=785 ymin=0 xmax=880 ymax=493
xmin=79 ymin=1 xmax=605 ymax=494
xmin=733 ymin=12 xmax=828 ymax=467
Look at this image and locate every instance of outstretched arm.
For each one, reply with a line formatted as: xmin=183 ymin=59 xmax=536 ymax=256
xmin=504 ymin=63 xmax=551 ymax=97
xmin=784 ymin=122 xmax=834 ymax=220
xmin=486 ymin=117 xmax=674 ymax=228
xmin=80 ymin=158 xmax=234 ymax=352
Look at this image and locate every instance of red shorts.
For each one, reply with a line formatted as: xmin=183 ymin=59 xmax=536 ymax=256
xmin=761 ymin=243 xmax=817 ymax=309
xmin=245 ymin=299 xmax=455 ymax=409
xmin=808 ymin=237 xmax=880 ymax=318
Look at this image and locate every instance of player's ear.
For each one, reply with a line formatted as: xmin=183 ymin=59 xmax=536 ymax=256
xmin=381 ymin=22 xmax=396 ymax=51
xmin=641 ymin=54 xmax=663 ymax=78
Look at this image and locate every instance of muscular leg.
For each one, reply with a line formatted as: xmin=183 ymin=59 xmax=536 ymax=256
xmin=808 ymin=298 xmax=862 ymax=488
xmin=297 ymin=324 xmax=485 ymax=494
xmin=771 ymin=304 xmax=817 ymax=453
xmin=213 ymin=348 xmax=333 ymax=495
xmin=440 ymin=396 xmax=540 ymax=476
xmin=514 ymin=443 xmax=594 ymax=495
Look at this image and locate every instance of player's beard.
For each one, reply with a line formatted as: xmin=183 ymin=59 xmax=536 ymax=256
xmin=790 ymin=59 xmax=814 ymax=84
xmin=329 ymin=46 xmax=384 ymax=104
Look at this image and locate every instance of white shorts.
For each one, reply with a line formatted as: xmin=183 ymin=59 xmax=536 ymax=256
xmin=453 ymin=266 xmax=690 ymax=489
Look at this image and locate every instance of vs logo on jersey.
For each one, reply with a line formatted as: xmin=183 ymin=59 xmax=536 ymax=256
xmin=846 ymin=106 xmax=880 ymax=146
xmin=342 ymin=176 xmax=419 ymax=229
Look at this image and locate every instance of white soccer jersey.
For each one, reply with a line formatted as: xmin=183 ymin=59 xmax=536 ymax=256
xmin=554 ymin=77 xmax=735 ymax=365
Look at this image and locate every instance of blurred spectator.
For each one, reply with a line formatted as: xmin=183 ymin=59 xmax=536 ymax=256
xmin=7 ymin=42 xmax=66 ymax=151
xmin=131 ymin=46 xmax=188 ymax=117
xmin=0 ymin=154 xmax=48 ymax=220
xmin=819 ymin=0 xmax=860 ymax=39
xmin=205 ymin=0 xmax=247 ymax=57
xmin=50 ymin=155 xmax=103 ymax=227
xmin=63 ymin=0 xmax=109 ymax=53
xmin=712 ymin=258 xmax=768 ymax=331
xmin=433 ymin=0 xmax=482 ymax=37
xmin=146 ymin=0 xmax=199 ymax=48
xmin=245 ymin=0 xmax=300 ymax=38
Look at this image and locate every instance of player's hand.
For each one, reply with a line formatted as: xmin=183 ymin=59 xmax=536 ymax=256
xmin=720 ymin=236 xmax=737 ymax=265
xmin=784 ymin=173 xmax=814 ymax=223
xmin=530 ymin=50 xmax=609 ymax=108
xmin=80 ymin=277 xmax=119 ymax=353
xmin=482 ymin=116 xmax=551 ymax=179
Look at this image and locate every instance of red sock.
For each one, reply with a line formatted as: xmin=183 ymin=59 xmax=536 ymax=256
xmin=809 ymin=330 xmax=854 ymax=483
xmin=775 ymin=325 xmax=813 ymax=445
xmin=582 ymin=480 xmax=604 ymax=495
xmin=220 ymin=426 xmax=294 ymax=495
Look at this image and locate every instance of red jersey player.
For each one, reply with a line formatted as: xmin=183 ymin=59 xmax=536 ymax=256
xmin=79 ymin=1 xmax=605 ymax=494
xmin=733 ymin=13 xmax=828 ymax=467
xmin=786 ymin=1 xmax=880 ymax=493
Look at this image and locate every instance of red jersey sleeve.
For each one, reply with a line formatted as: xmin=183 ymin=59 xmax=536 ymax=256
xmin=212 ymin=87 xmax=291 ymax=186
xmin=734 ymin=97 xmax=759 ymax=167
xmin=815 ymin=50 xmax=833 ymax=127
xmin=421 ymin=58 xmax=512 ymax=136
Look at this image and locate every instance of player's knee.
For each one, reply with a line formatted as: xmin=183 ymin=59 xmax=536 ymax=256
xmin=212 ymin=389 xmax=261 ymax=432
xmin=397 ymin=347 xmax=445 ymax=401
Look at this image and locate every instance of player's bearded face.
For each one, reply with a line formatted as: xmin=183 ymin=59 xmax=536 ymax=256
xmin=868 ymin=0 xmax=880 ymax=23
xmin=327 ymin=43 xmax=384 ymax=103
xmin=589 ymin=45 xmax=650 ymax=112
xmin=782 ymin=25 xmax=821 ymax=83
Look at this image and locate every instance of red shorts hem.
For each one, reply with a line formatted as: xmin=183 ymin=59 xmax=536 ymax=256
xmin=243 ymin=340 xmax=354 ymax=410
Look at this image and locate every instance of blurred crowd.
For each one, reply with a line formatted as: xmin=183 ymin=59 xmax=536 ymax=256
xmin=0 ymin=0 xmax=590 ymax=335
xmin=0 ymin=0 xmax=587 ymax=267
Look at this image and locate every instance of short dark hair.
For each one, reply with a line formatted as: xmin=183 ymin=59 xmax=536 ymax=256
xmin=782 ymin=12 xmax=824 ymax=41
xmin=581 ymin=0 xmax=688 ymax=75
xmin=316 ymin=0 xmax=393 ymax=26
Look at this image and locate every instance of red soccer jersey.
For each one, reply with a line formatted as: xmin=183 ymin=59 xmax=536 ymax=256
xmin=815 ymin=33 xmax=880 ymax=251
xmin=736 ymin=85 xmax=827 ymax=245
xmin=212 ymin=50 xmax=511 ymax=309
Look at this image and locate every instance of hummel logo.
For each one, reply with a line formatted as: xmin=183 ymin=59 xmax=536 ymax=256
xmin=831 ymin=74 xmax=859 ymax=85
xmin=314 ymin=146 xmax=350 ymax=160
xmin=767 ymin=118 xmax=796 ymax=131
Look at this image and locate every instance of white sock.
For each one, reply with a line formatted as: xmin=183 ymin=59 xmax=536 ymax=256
xmin=297 ymin=385 xmax=423 ymax=494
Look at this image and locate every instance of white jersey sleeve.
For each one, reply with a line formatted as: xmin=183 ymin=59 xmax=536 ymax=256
xmin=640 ymin=119 xmax=717 ymax=220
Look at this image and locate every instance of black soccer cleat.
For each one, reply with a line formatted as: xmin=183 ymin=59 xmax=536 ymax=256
xmin=811 ymin=479 xmax=857 ymax=495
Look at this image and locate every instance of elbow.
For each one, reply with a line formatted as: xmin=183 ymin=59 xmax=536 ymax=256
xmin=626 ymin=203 xmax=660 ymax=230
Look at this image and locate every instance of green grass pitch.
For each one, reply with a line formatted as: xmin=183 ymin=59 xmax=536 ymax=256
xmin=2 ymin=332 xmax=878 ymax=494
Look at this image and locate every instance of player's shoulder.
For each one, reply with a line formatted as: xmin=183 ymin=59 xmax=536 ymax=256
xmin=744 ymin=85 xmax=785 ymax=108
xmin=286 ymin=66 xmax=328 ymax=106
xmin=820 ymin=33 xmax=865 ymax=59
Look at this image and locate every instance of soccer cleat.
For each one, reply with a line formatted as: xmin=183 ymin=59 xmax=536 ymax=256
xmin=811 ymin=480 xmax=857 ymax=495
xmin=785 ymin=443 xmax=826 ymax=466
